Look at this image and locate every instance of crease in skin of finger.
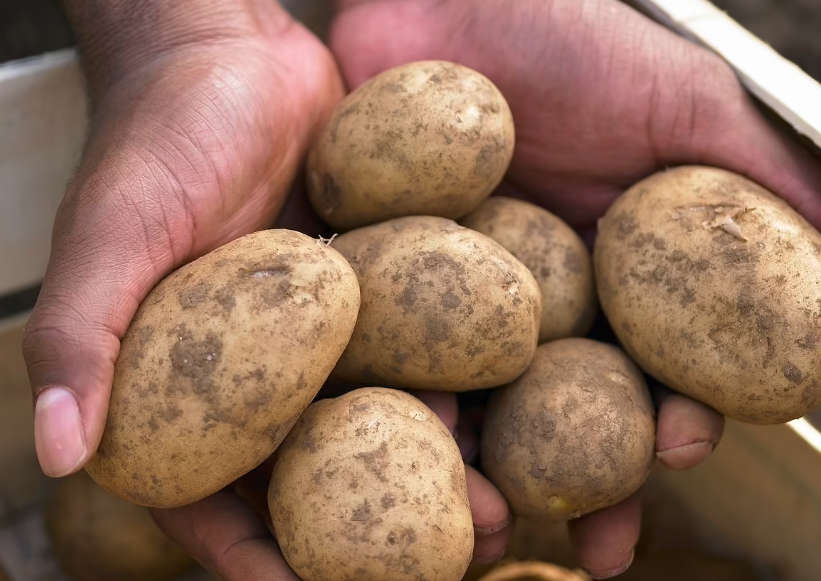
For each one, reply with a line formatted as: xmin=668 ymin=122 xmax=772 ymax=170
xmin=654 ymin=391 xmax=724 ymax=470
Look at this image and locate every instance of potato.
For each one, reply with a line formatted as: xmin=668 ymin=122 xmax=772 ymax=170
xmin=481 ymin=339 xmax=655 ymax=520
xmin=307 ymin=61 xmax=515 ymax=231
xmin=330 ymin=216 xmax=542 ymax=390
xmin=45 ymin=471 xmax=194 ymax=581
xmin=594 ymin=166 xmax=821 ymax=424
xmin=269 ymin=387 xmax=474 ymax=581
xmin=460 ymin=197 xmax=597 ymax=343
xmin=86 ymin=230 xmax=360 ymax=508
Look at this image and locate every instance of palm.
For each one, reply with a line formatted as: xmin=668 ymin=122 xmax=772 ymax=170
xmin=80 ymin=29 xmax=342 ymax=264
xmin=331 ymin=0 xmax=817 ymax=231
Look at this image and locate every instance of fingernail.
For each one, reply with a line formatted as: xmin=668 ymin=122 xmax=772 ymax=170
xmin=656 ymin=441 xmax=713 ymax=470
xmin=34 ymin=387 xmax=88 ymax=477
xmin=474 ymin=516 xmax=511 ymax=537
xmin=587 ymin=548 xmax=635 ymax=579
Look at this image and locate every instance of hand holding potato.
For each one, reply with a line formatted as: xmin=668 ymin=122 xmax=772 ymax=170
xmin=332 ymin=0 xmax=821 ymax=576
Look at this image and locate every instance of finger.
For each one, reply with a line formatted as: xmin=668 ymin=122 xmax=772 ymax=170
xmin=466 ymin=466 xmax=511 ymax=535
xmin=473 ymin=525 xmax=513 ymax=565
xmin=455 ymin=402 xmax=482 ymax=464
xmin=234 ymin=462 xmax=277 ymax=533
xmin=409 ymin=390 xmax=459 ymax=434
xmin=568 ymin=494 xmax=641 ymax=580
xmin=465 ymin=466 xmax=511 ymax=564
xmin=151 ymin=490 xmax=298 ymax=581
xmin=24 ymin=185 xmax=173 ymax=478
xmin=456 ymin=423 xmax=478 ymax=464
xmin=653 ymin=385 xmax=724 ymax=470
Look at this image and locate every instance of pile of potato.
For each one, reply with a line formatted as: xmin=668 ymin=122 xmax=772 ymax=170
xmin=70 ymin=60 xmax=821 ymax=581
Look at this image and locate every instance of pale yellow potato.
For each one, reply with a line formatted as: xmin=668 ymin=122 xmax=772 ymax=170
xmin=307 ymin=61 xmax=515 ymax=231
xmin=86 ymin=230 xmax=360 ymax=508
xmin=330 ymin=216 xmax=542 ymax=391
xmin=481 ymin=339 xmax=655 ymax=520
xmin=269 ymin=387 xmax=474 ymax=581
xmin=45 ymin=471 xmax=194 ymax=581
xmin=460 ymin=197 xmax=597 ymax=343
xmin=595 ymin=166 xmax=821 ymax=424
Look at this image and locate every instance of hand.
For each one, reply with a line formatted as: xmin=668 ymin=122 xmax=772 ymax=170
xmin=330 ymin=0 xmax=821 ymax=577
xmin=150 ymin=388 xmax=513 ymax=579
xmin=23 ymin=0 xmax=343 ymax=477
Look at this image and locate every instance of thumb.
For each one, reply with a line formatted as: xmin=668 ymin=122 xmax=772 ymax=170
xmin=23 ymin=142 xmax=186 ymax=477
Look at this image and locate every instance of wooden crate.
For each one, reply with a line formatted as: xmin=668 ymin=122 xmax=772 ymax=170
xmin=1 ymin=0 xmax=820 ymax=579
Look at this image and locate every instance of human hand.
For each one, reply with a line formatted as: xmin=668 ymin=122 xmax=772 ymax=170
xmin=23 ymin=0 xmax=344 ymax=478
xmin=330 ymin=0 xmax=821 ymax=577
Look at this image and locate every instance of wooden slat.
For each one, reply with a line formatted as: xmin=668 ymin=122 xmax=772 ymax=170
xmin=652 ymin=419 xmax=821 ymax=581
xmin=631 ymin=0 xmax=821 ymax=152
xmin=0 ymin=50 xmax=86 ymax=297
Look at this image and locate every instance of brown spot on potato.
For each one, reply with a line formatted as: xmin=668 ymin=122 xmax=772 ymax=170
xmin=351 ymin=500 xmax=372 ymax=522
xmin=168 ymin=329 xmax=222 ymax=394
xmin=213 ymin=286 xmax=236 ymax=313
xmin=784 ymin=363 xmax=804 ymax=384
xmin=177 ymin=283 xmax=210 ymax=309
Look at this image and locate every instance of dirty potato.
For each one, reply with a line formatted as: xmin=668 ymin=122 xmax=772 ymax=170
xmin=307 ymin=61 xmax=515 ymax=230
xmin=481 ymin=339 xmax=656 ymax=520
xmin=330 ymin=216 xmax=542 ymax=391
xmin=269 ymin=387 xmax=474 ymax=581
xmin=45 ymin=471 xmax=194 ymax=581
xmin=595 ymin=166 xmax=821 ymax=424
xmin=460 ymin=197 xmax=597 ymax=342
xmin=86 ymin=230 xmax=360 ymax=508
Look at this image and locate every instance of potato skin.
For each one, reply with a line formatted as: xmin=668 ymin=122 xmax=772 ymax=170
xmin=481 ymin=339 xmax=655 ymax=520
xmin=460 ymin=197 xmax=597 ymax=343
xmin=45 ymin=471 xmax=194 ymax=581
xmin=595 ymin=166 xmax=821 ymax=424
xmin=330 ymin=216 xmax=542 ymax=391
xmin=307 ymin=61 xmax=515 ymax=231
xmin=269 ymin=387 xmax=474 ymax=581
xmin=86 ymin=230 xmax=360 ymax=508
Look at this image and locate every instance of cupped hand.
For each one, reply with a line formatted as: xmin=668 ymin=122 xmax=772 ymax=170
xmin=23 ymin=0 xmax=343 ymax=478
xmin=331 ymin=0 xmax=821 ymax=577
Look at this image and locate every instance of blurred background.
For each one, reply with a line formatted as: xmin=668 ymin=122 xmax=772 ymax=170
xmin=2 ymin=0 xmax=821 ymax=79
